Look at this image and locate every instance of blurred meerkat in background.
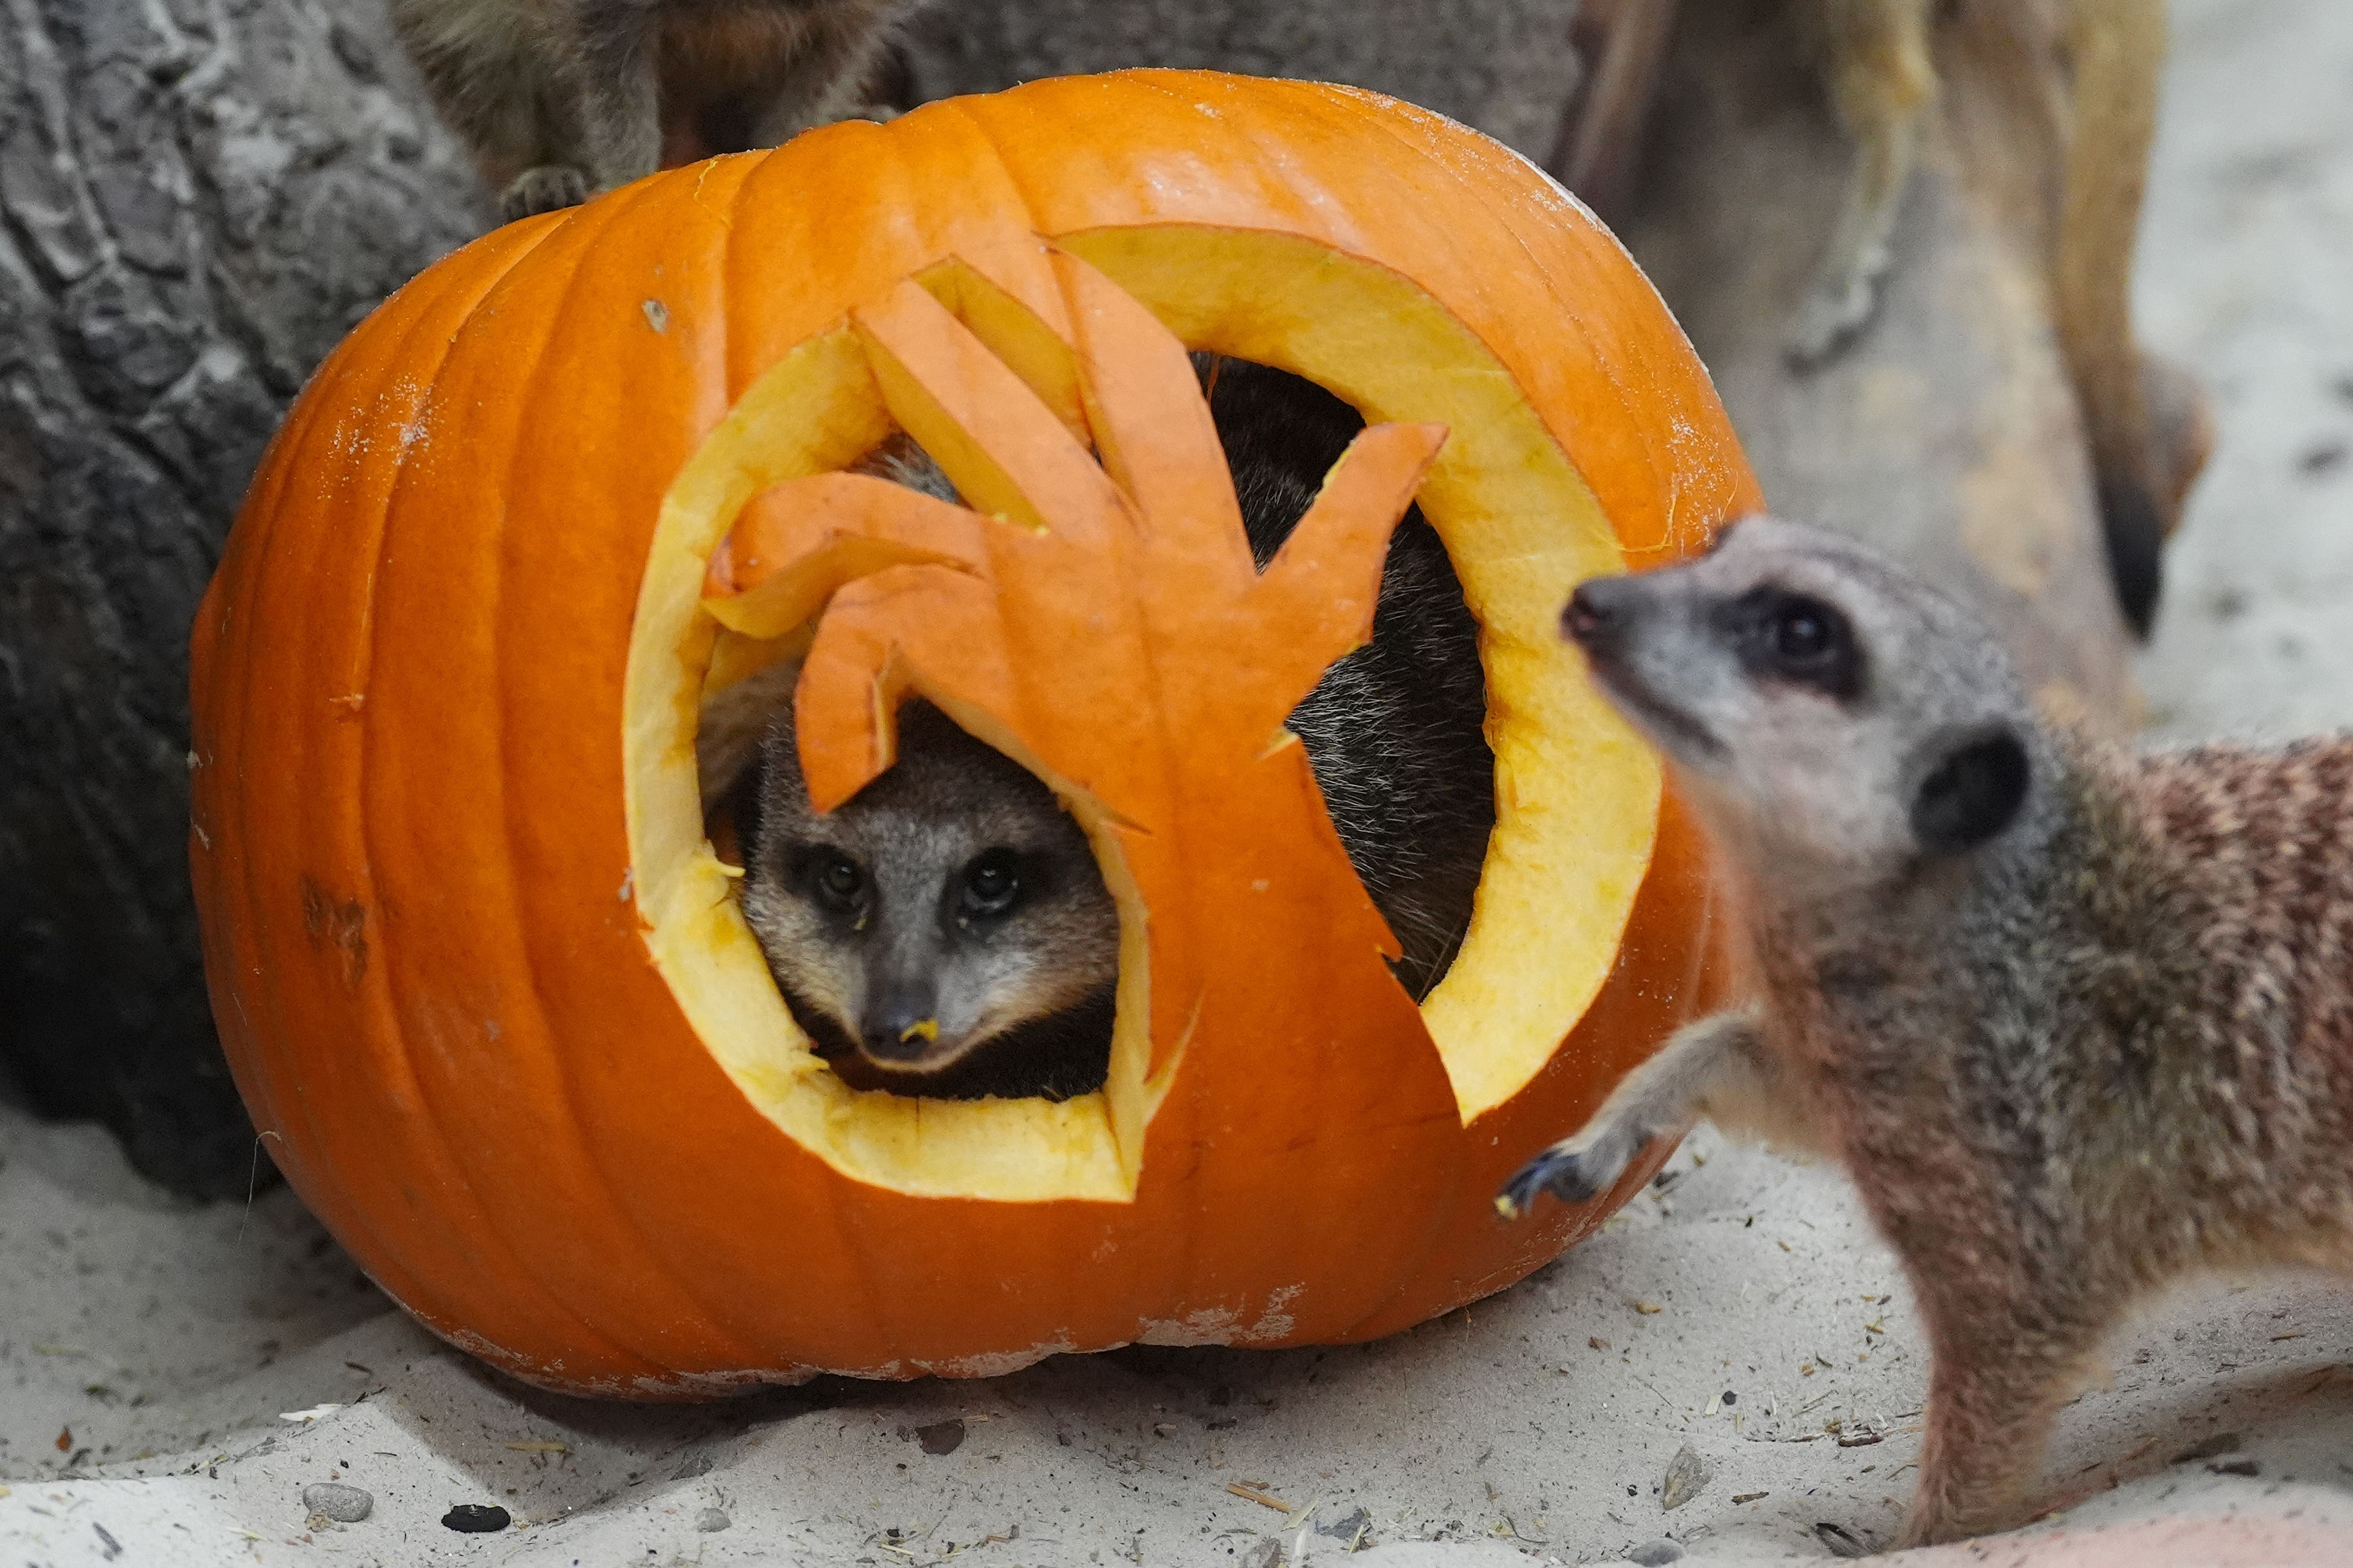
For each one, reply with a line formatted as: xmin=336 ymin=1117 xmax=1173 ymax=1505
xmin=389 ymin=0 xmax=920 ymax=220
xmin=1786 ymin=0 xmax=2205 ymax=632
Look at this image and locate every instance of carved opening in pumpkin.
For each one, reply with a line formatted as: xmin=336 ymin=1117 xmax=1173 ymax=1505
xmin=623 ymin=228 xmax=1658 ymax=1203
xmin=693 ymin=354 xmax=1488 ymax=1105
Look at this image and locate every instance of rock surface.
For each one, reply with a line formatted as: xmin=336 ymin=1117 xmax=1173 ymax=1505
xmin=0 ymin=0 xmax=486 ymax=1196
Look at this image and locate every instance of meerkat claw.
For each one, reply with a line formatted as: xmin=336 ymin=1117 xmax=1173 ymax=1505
xmin=1497 ymin=1136 xmax=1625 ymax=1220
xmin=501 ymin=164 xmax=592 ymax=221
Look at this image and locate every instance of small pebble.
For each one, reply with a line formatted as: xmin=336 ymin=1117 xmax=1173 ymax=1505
xmin=1628 ymin=1541 xmax=1684 ymax=1567
xmin=300 ymin=1481 xmax=373 ymax=1523
xmin=2171 ymin=1431 xmax=2242 ymax=1465
xmin=1241 ymin=1538 xmax=1285 ymax=1568
xmin=1814 ymin=1521 xmax=1869 ymax=1559
xmin=1314 ymin=1503 xmax=1371 ymax=1541
xmin=442 ymin=1503 xmax=511 ymax=1533
xmin=914 ymin=1418 xmax=965 ymax=1456
xmin=1660 ymin=1445 xmax=1712 ymax=1511
xmin=696 ymin=1507 xmax=732 ymax=1532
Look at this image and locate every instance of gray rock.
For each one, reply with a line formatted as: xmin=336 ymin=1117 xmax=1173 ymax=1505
xmin=1241 ymin=1539 xmax=1285 ymax=1568
xmin=1628 ymin=1541 xmax=1684 ymax=1566
xmin=0 ymin=0 xmax=488 ymax=1198
xmin=696 ymin=1507 xmax=732 ymax=1532
xmin=300 ymin=1481 xmax=373 ymax=1523
xmin=1660 ymin=1445 xmax=1711 ymax=1511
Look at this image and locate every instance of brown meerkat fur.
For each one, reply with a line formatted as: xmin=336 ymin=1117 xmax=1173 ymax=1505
xmin=389 ymin=0 xmax=916 ymax=222
xmin=1501 ymin=517 xmax=2353 ymax=1546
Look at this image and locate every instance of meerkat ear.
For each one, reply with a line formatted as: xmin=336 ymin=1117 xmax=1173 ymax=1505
xmin=1911 ymin=730 xmax=2030 ymax=853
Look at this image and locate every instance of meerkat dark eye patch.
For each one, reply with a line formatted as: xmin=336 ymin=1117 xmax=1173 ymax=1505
xmin=1911 ymin=730 xmax=2030 ymax=854
xmin=1724 ymin=587 xmax=1863 ymax=699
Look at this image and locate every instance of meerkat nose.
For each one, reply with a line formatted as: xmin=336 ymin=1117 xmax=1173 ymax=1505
xmin=1563 ymin=576 xmax=1638 ymax=653
xmin=862 ymin=982 xmax=944 ymax=1060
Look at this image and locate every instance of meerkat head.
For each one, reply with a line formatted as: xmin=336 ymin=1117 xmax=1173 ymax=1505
xmin=1563 ymin=515 xmax=2041 ymax=887
xmin=740 ymin=699 xmax=1122 ymax=1084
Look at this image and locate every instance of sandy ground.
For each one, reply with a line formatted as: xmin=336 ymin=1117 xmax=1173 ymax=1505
xmin=5 ymin=1 xmax=2352 ymax=1563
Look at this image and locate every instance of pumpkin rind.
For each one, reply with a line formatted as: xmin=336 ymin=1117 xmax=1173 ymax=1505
xmin=190 ymin=71 xmax=1760 ymax=1394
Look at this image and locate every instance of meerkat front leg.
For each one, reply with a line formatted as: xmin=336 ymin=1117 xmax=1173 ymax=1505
xmin=1499 ymin=1009 xmax=1781 ymax=1217
xmin=1786 ymin=0 xmax=1936 ymax=366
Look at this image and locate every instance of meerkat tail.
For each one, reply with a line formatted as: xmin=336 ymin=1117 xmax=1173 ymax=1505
xmin=2053 ymin=0 xmax=2204 ymax=637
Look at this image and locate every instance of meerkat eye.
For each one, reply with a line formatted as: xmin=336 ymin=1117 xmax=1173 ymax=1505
xmin=813 ymin=855 xmax=865 ymax=912
xmin=1773 ymin=604 xmax=1831 ymax=658
xmin=1731 ymin=588 xmax=1862 ymax=698
xmin=959 ymin=852 xmax=1022 ymax=918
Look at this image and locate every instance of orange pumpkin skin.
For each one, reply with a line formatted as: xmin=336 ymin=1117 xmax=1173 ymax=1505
xmin=189 ymin=71 xmax=1760 ymax=1396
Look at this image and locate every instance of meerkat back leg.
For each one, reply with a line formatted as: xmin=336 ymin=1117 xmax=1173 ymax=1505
xmin=1900 ymin=1309 xmax=2102 ymax=1546
xmin=1786 ymin=0 xmax=1937 ymax=366
xmin=1499 ymin=1010 xmax=1783 ymax=1216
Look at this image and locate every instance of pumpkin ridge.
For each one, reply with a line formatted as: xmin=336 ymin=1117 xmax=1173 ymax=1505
xmin=497 ymin=179 xmax=815 ymax=1370
xmin=206 ymin=264 xmax=474 ymax=1330
xmin=287 ymin=224 xmax=667 ymax=1370
xmin=284 ymin=234 xmax=568 ymax=1282
xmin=386 ymin=187 xmax=747 ymax=1377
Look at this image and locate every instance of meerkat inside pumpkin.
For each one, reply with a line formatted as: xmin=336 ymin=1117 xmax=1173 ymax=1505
xmin=695 ymin=355 xmax=1497 ymax=1103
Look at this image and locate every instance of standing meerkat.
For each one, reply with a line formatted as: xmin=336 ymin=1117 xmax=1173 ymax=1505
xmin=1499 ymin=517 xmax=2353 ymax=1546
xmin=389 ymin=0 xmax=918 ymax=221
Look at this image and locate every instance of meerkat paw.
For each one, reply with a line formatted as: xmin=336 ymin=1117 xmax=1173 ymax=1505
xmin=1784 ymin=249 xmax=1890 ymax=368
xmin=1499 ymin=1010 xmax=1771 ymax=1220
xmin=501 ymin=164 xmax=592 ymax=222
xmin=1496 ymin=1116 xmax=1651 ymax=1220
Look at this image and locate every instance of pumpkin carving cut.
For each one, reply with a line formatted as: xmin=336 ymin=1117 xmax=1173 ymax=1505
xmin=191 ymin=71 xmax=1760 ymax=1394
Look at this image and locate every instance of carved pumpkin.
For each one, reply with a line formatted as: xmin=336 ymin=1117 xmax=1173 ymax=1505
xmin=189 ymin=71 xmax=1758 ymax=1395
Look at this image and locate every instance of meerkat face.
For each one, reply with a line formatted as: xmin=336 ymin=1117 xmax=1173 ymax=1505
xmin=1562 ymin=515 xmax=2036 ymax=884
xmin=740 ymin=700 xmax=1123 ymax=1081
